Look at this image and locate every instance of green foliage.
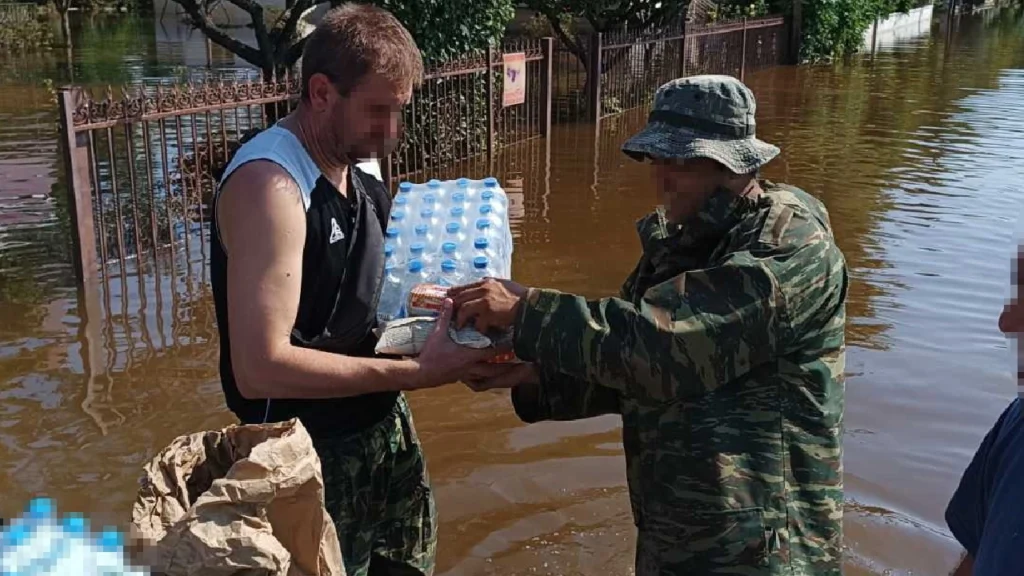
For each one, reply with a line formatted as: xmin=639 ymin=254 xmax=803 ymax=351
xmin=521 ymin=11 xmax=576 ymax=40
xmin=0 ymin=6 xmax=57 ymax=53
xmin=707 ymin=0 xmax=770 ymax=22
xmin=374 ymin=0 xmax=516 ymax=65
xmin=794 ymin=0 xmax=927 ymax=62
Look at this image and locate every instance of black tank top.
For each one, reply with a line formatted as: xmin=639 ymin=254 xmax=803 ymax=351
xmin=210 ymin=127 xmax=398 ymax=438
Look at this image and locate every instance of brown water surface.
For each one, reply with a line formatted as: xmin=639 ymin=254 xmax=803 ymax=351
xmin=2 ymin=8 xmax=1024 ymax=575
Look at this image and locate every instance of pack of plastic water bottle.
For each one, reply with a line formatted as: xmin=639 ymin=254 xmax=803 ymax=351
xmin=376 ymin=176 xmax=514 ymax=324
xmin=0 ymin=498 xmax=149 ymax=576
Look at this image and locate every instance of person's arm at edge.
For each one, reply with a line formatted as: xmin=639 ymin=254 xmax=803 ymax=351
xmin=219 ymin=161 xmax=473 ymax=400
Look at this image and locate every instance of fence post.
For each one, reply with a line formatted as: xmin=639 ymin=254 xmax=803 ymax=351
xmin=587 ymin=33 xmax=603 ymax=123
xmin=678 ymin=19 xmax=688 ymax=78
xmin=740 ymin=17 xmax=748 ymax=81
xmin=789 ymin=0 xmax=803 ymax=64
xmin=540 ymin=37 xmax=554 ymax=138
xmin=58 ymin=89 xmax=98 ymax=289
xmin=870 ymin=17 xmax=879 ymax=55
xmin=486 ymin=44 xmax=495 ymax=163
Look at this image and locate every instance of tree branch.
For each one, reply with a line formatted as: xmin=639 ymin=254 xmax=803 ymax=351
xmin=169 ymin=0 xmax=264 ymax=66
xmin=278 ymin=0 xmax=315 ymax=53
xmin=223 ymin=0 xmax=273 ymax=70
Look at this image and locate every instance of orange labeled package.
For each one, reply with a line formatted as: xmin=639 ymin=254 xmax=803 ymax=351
xmin=407 ymin=283 xmax=449 ymax=317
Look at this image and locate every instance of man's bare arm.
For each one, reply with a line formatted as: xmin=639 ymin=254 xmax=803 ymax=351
xmin=218 ymin=161 xmax=484 ymax=399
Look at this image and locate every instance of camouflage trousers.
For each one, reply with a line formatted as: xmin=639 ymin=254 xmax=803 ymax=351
xmin=311 ymin=394 xmax=438 ymax=576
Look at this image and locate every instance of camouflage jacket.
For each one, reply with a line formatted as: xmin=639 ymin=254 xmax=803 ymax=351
xmin=510 ymin=181 xmax=848 ymax=575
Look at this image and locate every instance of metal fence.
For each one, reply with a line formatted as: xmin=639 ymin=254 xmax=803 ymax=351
xmin=0 ymin=2 xmax=36 ymax=25
xmin=520 ymin=14 xmax=790 ymax=125
xmin=57 ymin=18 xmax=794 ymax=289
xmin=58 ymin=40 xmax=554 ymax=288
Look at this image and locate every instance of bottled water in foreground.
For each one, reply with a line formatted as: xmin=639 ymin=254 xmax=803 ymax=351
xmin=377 ymin=262 xmax=404 ymax=323
xmin=0 ymin=497 xmax=149 ymax=576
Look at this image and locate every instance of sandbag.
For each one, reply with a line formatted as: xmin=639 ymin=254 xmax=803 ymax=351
xmin=129 ymin=418 xmax=344 ymax=576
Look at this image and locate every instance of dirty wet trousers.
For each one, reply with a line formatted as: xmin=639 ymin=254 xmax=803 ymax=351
xmin=311 ymin=394 xmax=438 ymax=576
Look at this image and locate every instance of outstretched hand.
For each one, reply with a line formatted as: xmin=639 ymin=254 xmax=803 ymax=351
xmin=448 ymin=278 xmax=528 ymax=334
xmin=413 ymin=298 xmax=501 ymax=389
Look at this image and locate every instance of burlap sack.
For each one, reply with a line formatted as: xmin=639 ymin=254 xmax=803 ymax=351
xmin=129 ymin=418 xmax=344 ymax=576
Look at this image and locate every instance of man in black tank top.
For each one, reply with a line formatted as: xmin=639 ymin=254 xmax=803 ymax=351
xmin=210 ymin=5 xmax=497 ymax=575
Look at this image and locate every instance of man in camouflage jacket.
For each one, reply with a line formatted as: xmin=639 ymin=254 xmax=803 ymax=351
xmin=451 ymin=75 xmax=849 ymax=575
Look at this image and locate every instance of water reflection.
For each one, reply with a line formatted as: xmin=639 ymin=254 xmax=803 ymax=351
xmin=1 ymin=7 xmax=1024 ymax=576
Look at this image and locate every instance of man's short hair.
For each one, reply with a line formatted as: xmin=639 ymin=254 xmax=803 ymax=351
xmin=300 ymin=3 xmax=424 ymax=100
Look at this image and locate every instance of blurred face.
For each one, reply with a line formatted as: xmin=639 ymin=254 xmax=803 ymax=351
xmin=998 ymin=253 xmax=1024 ymax=377
xmin=649 ymin=156 xmax=726 ymax=224
xmin=307 ymin=70 xmax=411 ymax=164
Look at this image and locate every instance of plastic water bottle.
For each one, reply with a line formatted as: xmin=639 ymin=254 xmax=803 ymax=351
xmin=377 ymin=262 xmax=404 ymax=323
xmin=448 ymin=190 xmax=468 ymax=213
xmin=425 ymin=179 xmax=445 ymax=206
xmin=52 ymin=513 xmax=98 ymax=575
xmin=448 ymin=206 xmax=469 ymax=233
xmin=417 ymin=207 xmax=441 ymax=232
xmin=471 ymin=237 xmax=503 ymax=277
xmin=435 ymin=259 xmax=464 ymax=287
xmin=466 ymin=256 xmax=496 ymax=283
xmin=412 ymin=224 xmax=439 ymax=256
xmin=440 ymin=241 xmax=463 ymax=268
xmin=396 ymin=181 xmax=413 ymax=200
xmin=392 ymin=193 xmax=410 ymax=215
xmin=477 ymin=203 xmax=503 ymax=231
xmin=443 ymin=222 xmax=467 ymax=253
xmin=94 ymin=529 xmax=134 ymax=576
xmin=481 ymin=177 xmax=509 ymax=211
xmin=405 ymin=259 xmax=431 ymax=288
xmin=385 ymin=227 xmax=405 ymax=265
xmin=0 ymin=498 xmax=64 ymax=575
xmin=389 ymin=209 xmax=410 ymax=238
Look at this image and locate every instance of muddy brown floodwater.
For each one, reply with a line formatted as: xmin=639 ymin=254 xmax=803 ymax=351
xmin=2 ymin=7 xmax=1024 ymax=575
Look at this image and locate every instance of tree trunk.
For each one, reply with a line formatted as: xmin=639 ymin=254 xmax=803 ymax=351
xmin=59 ymin=9 xmax=71 ymax=46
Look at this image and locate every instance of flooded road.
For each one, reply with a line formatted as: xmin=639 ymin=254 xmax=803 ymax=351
xmin=2 ymin=8 xmax=1024 ymax=575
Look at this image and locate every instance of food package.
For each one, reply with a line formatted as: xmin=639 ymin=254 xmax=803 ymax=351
xmin=375 ymin=283 xmax=520 ymax=363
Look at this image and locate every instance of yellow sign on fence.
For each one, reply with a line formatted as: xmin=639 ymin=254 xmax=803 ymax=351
xmin=502 ymin=52 xmax=526 ymax=107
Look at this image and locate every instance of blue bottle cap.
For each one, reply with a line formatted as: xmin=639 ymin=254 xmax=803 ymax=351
xmin=476 ymin=218 xmax=491 ymax=230
xmin=384 ymin=244 xmax=394 ymax=257
xmin=473 ymin=256 xmax=489 ymax=269
xmin=479 ymin=204 xmax=492 ymax=215
xmin=446 ymin=222 xmax=461 ymax=234
xmin=427 ymin=179 xmax=441 ymax=188
xmin=414 ymin=224 xmax=428 ymax=236
xmin=456 ymin=178 xmax=470 ymax=188
xmin=423 ymin=193 xmax=437 ymax=205
xmin=483 ymin=177 xmax=498 ymax=187
xmin=385 ymin=261 xmax=396 ymax=273
xmin=26 ymin=497 xmax=55 ymax=519
xmin=63 ymin=513 xmax=88 ymax=534
xmin=442 ymin=260 xmax=457 ymax=273
xmin=98 ymin=529 xmax=123 ymax=550
xmin=450 ymin=206 xmax=464 ymax=217
xmin=442 ymin=242 xmax=457 ymax=254
xmin=481 ymin=190 xmax=494 ymax=201
xmin=451 ymin=191 xmax=466 ymax=203
xmin=420 ymin=208 xmax=434 ymax=218
xmin=394 ymin=195 xmax=408 ymax=206
xmin=410 ymin=242 xmax=425 ymax=255
xmin=4 ymin=523 xmax=30 ymax=547
xmin=398 ymin=181 xmax=413 ymax=192
xmin=474 ymin=237 xmax=489 ymax=250
xmin=385 ymin=227 xmax=399 ymax=239
xmin=390 ymin=210 xmax=405 ymax=221
xmin=408 ymin=259 xmax=424 ymax=273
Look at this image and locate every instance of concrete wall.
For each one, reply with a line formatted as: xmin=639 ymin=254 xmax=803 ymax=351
xmin=863 ymin=4 xmax=935 ymax=50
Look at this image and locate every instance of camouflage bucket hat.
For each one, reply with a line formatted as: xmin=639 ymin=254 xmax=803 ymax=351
xmin=621 ymin=74 xmax=780 ymax=174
